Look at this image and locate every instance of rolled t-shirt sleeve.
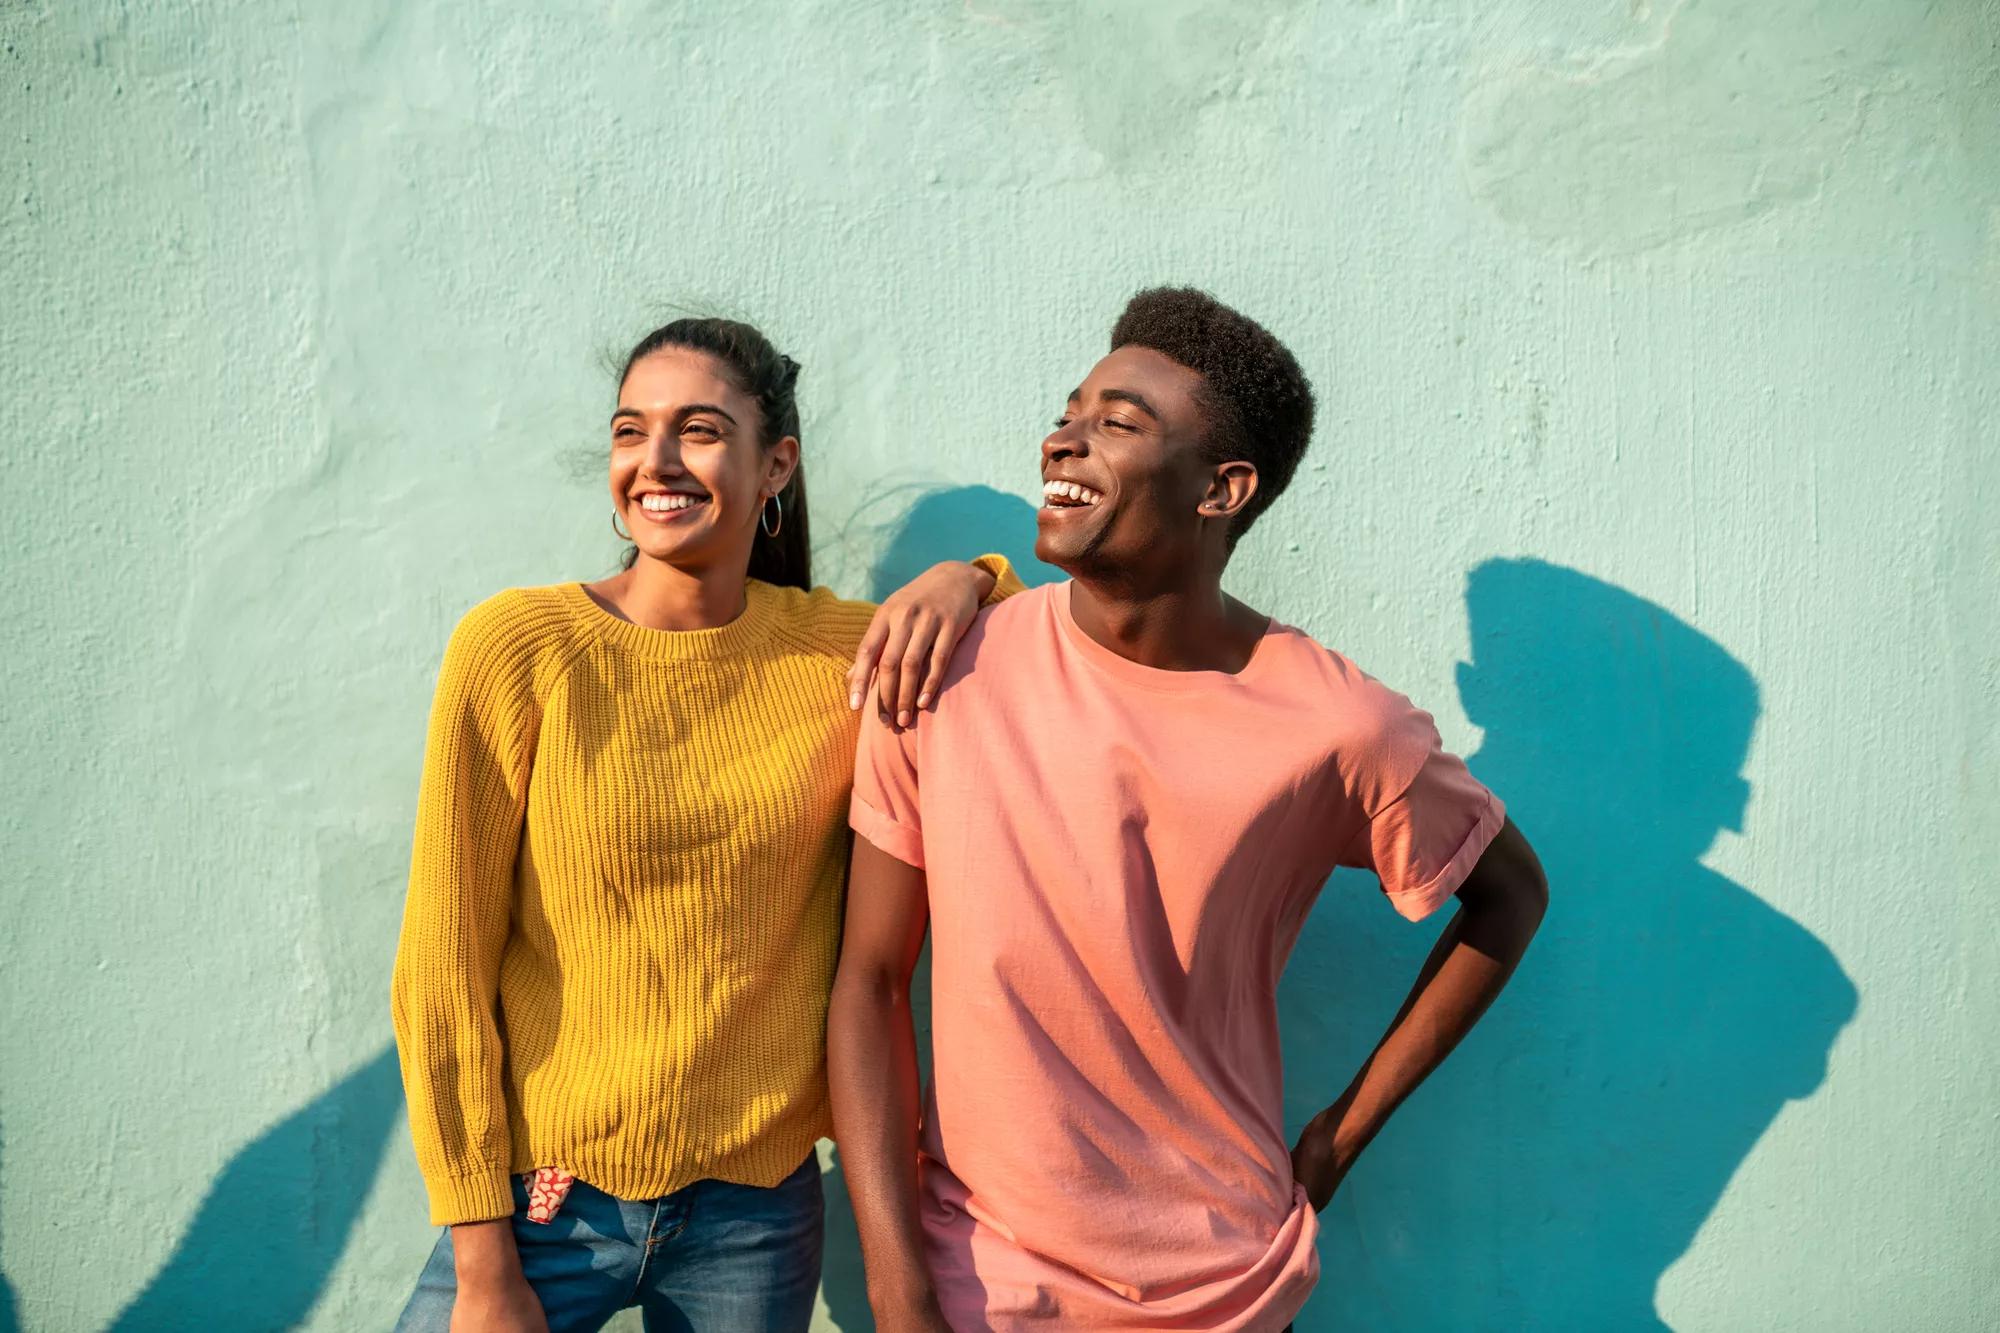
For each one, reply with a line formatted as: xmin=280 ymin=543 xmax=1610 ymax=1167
xmin=850 ymin=708 xmax=926 ymax=868
xmin=1340 ymin=694 xmax=1507 ymax=922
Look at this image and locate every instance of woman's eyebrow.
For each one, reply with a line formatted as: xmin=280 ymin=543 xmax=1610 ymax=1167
xmin=610 ymin=403 xmax=741 ymax=426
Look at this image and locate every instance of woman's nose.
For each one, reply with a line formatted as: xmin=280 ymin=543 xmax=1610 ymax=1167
xmin=642 ymin=433 xmax=685 ymax=476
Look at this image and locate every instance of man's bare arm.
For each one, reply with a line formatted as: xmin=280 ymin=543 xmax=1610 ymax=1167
xmin=826 ymin=837 xmax=951 ymax=1332
xmin=1292 ymin=816 xmax=1549 ymax=1208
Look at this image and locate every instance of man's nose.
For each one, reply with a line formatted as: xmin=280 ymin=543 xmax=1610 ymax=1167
xmin=1042 ymin=424 xmax=1086 ymax=465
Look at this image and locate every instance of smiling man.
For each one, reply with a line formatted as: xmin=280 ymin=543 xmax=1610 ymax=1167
xmin=827 ymin=288 xmax=1549 ymax=1331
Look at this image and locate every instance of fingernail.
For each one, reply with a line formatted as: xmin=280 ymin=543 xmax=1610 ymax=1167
xmin=849 ymin=691 xmax=861 ymax=710
xmin=897 ymin=710 xmax=911 ymax=727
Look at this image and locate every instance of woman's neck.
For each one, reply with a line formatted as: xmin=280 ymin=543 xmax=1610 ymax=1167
xmin=593 ymin=555 xmax=750 ymax=631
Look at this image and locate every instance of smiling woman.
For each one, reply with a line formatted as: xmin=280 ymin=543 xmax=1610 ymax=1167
xmin=607 ymin=319 xmax=814 ymax=595
xmin=386 ymin=315 xmax=1023 ymax=1333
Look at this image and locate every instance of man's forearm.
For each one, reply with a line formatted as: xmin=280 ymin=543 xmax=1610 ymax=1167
xmin=1324 ymin=900 xmax=1535 ymax=1161
xmin=827 ymin=966 xmax=944 ymax=1323
xmin=1300 ymin=822 xmax=1547 ymax=1204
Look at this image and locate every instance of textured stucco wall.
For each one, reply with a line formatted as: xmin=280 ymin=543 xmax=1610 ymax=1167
xmin=3 ymin=1 xmax=1996 ymax=1329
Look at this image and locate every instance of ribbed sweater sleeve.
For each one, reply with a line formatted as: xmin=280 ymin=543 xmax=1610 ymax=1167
xmin=973 ymin=552 xmax=1029 ymax=605
xmin=391 ymin=590 xmax=565 ymax=1225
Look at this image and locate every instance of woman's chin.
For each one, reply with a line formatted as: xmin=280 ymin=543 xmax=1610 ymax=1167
xmin=633 ymin=525 xmax=751 ymax=573
xmin=632 ymin=532 xmax=707 ymax=565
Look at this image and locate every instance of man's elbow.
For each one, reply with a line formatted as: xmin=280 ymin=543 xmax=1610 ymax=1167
xmin=1497 ymin=822 xmax=1549 ymax=928
xmin=1461 ymin=819 xmax=1549 ymax=938
xmin=1515 ymin=855 xmax=1550 ymax=931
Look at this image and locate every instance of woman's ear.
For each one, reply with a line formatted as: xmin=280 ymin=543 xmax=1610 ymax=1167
xmin=1200 ymin=462 xmax=1259 ymax=519
xmin=765 ymin=434 xmax=801 ymax=495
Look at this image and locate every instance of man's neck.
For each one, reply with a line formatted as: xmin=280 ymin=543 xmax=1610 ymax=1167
xmin=1067 ymin=575 xmax=1266 ymax=674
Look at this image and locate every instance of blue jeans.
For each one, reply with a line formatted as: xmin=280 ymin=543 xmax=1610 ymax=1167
xmin=395 ymin=1156 xmax=824 ymax=1333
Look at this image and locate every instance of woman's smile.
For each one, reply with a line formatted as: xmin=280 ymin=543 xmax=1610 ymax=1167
xmin=632 ymin=490 xmax=711 ymax=525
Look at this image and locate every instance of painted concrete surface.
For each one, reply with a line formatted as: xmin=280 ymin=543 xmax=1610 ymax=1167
xmin=3 ymin=1 xmax=1996 ymax=1329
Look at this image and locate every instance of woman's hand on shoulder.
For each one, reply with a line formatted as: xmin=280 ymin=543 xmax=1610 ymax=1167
xmin=847 ymin=561 xmax=998 ymax=728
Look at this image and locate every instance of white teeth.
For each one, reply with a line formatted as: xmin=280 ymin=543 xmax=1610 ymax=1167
xmin=1042 ymin=480 xmax=1102 ymax=506
xmin=639 ymin=493 xmax=705 ymax=512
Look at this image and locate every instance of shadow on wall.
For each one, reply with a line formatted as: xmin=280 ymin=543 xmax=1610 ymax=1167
xmin=820 ymin=485 xmax=1060 ymax=1332
xmin=1283 ymin=559 xmax=1858 ymax=1330
xmin=107 ymin=1046 xmax=403 ymax=1333
xmin=818 ymin=531 xmax=1857 ymax=1329
xmin=0 ymin=1126 xmax=17 ymax=1333
xmin=861 ymin=484 xmax=1064 ymax=599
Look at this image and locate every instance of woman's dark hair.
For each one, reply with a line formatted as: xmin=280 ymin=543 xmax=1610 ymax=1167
xmin=617 ymin=317 xmax=812 ymax=591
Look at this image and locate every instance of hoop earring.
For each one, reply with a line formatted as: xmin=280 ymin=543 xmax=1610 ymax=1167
xmin=760 ymin=492 xmax=784 ymax=538
xmin=612 ymin=512 xmax=633 ymax=542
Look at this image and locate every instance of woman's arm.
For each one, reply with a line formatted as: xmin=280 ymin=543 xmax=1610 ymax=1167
xmin=390 ymin=597 xmax=547 ymax=1327
xmin=846 ymin=554 xmax=1026 ymax=728
xmin=442 ymin=1221 xmax=549 ymax=1333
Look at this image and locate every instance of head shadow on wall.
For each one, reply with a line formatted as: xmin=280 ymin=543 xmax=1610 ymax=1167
xmin=1282 ymin=558 xmax=1858 ymax=1330
xmin=858 ymin=484 xmax=1064 ymax=603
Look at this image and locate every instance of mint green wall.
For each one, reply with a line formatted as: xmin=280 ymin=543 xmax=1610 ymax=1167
xmin=3 ymin=2 xmax=1996 ymax=1330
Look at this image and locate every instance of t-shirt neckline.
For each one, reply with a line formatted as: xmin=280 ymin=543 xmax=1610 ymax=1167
xmin=1052 ymin=581 xmax=1280 ymax=693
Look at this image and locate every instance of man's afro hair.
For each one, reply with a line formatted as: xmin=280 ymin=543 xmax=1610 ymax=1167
xmin=1110 ymin=286 xmax=1315 ymax=546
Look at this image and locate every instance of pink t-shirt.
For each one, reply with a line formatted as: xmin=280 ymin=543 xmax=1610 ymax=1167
xmin=849 ymin=583 xmax=1505 ymax=1332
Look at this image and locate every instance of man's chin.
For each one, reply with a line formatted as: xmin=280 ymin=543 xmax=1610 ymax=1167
xmin=1039 ymin=502 xmax=1126 ymax=577
xmin=1032 ymin=529 xmax=1079 ymax=573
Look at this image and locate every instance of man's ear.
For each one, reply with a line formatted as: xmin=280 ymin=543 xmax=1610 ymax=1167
xmin=1199 ymin=462 xmax=1258 ymax=520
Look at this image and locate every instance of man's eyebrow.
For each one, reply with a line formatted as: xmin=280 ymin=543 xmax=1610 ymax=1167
xmin=1099 ymin=388 xmax=1160 ymax=419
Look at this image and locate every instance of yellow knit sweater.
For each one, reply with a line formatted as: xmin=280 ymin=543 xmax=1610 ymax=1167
xmin=392 ymin=563 xmax=1021 ymax=1225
